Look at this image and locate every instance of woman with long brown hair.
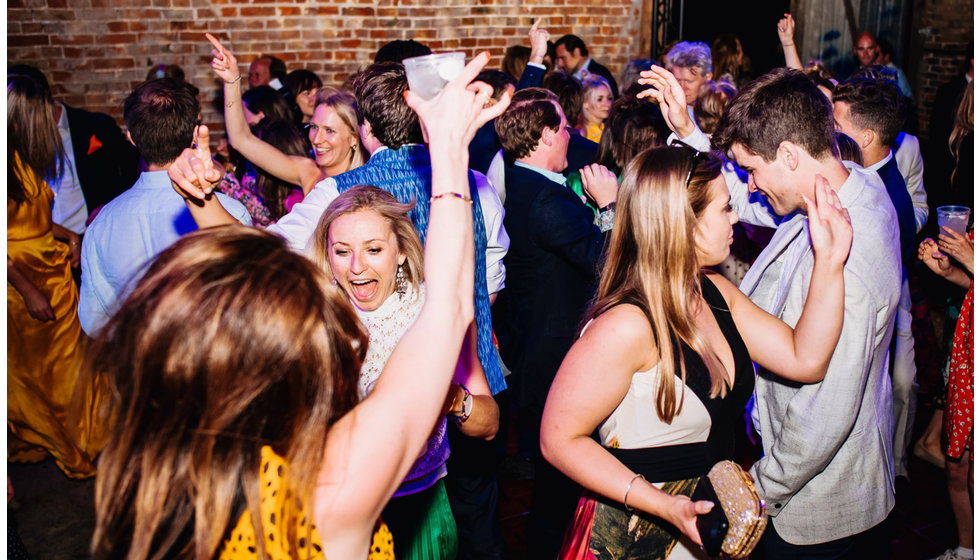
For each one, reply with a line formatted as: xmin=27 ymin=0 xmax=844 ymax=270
xmin=7 ymin=73 xmax=106 ymax=478
xmin=541 ymin=146 xmax=853 ymax=558
xmin=90 ymin=53 xmax=508 ymax=559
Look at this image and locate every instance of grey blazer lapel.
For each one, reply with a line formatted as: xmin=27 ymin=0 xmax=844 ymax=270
xmin=740 ymin=213 xmax=809 ymax=315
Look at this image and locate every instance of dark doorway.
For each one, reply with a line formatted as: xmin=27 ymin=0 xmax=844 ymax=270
xmin=679 ymin=0 xmax=792 ymax=80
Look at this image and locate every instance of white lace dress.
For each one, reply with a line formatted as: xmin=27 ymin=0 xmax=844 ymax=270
xmin=355 ymin=284 xmax=450 ymax=496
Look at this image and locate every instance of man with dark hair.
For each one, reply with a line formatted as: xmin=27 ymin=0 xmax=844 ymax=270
xmin=651 ymin=64 xmax=900 ymax=556
xmin=833 ymin=76 xmax=922 ymax=492
xmin=833 ymin=78 xmax=917 ymax=257
xmin=247 ymin=54 xmax=295 ymax=120
xmin=493 ymin=87 xmax=617 ymax=559
xmin=247 ymin=54 xmax=286 ymax=89
xmin=874 ymin=36 xmax=913 ymax=98
xmin=374 ymin=39 xmax=432 ymax=64
xmin=78 ymin=78 xmax=251 ymax=335
xmin=554 ymin=34 xmax=619 ymax=97
xmin=7 ymin=64 xmax=139 ymax=235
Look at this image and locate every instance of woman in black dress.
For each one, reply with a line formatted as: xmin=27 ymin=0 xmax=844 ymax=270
xmin=541 ymin=146 xmax=853 ymax=559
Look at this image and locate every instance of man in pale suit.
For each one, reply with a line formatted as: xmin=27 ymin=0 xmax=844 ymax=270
xmin=654 ymin=66 xmax=900 ymax=556
xmin=714 ymin=68 xmax=901 ymax=557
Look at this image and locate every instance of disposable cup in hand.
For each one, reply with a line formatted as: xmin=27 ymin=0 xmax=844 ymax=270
xmin=937 ymin=205 xmax=971 ymax=236
xmin=404 ymin=52 xmax=466 ymax=100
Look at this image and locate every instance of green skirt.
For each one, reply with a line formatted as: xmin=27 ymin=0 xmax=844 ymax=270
xmin=382 ymin=478 xmax=458 ymax=560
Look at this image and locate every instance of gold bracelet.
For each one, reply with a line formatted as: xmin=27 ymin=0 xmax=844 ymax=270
xmin=623 ymin=473 xmax=646 ymax=512
xmin=430 ymin=192 xmax=473 ymax=204
xmin=224 ymin=74 xmax=242 ymax=84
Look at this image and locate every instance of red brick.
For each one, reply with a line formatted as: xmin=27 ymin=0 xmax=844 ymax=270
xmin=241 ymin=6 xmax=276 ymax=16
xmin=49 ymin=34 xmax=92 ymax=45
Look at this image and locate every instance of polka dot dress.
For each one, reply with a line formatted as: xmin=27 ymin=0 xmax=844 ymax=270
xmin=218 ymin=446 xmax=394 ymax=559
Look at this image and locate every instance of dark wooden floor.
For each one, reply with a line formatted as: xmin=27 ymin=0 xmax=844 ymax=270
xmin=7 ymin=397 xmax=962 ymax=559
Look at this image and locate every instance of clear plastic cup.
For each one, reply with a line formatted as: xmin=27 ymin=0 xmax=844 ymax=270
xmin=937 ymin=206 xmax=971 ymax=236
xmin=403 ymin=52 xmax=466 ymax=100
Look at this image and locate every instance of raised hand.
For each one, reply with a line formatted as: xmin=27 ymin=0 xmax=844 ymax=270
xmin=580 ymin=163 xmax=618 ymax=208
xmin=205 ymin=33 xmax=241 ymax=84
xmin=528 ymin=17 xmax=550 ymax=65
xmin=937 ymin=226 xmax=974 ymax=273
xmin=637 ymin=64 xmax=695 ymax=138
xmin=404 ymin=51 xmax=511 ymax=158
xmin=169 ymin=125 xmax=222 ymax=201
xmin=804 ymin=174 xmax=852 ymax=268
xmin=777 ymin=13 xmax=796 ymax=46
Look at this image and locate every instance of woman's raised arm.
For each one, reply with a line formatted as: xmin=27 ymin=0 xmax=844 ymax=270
xmin=312 ymin=52 xmax=510 ymax=557
xmin=205 ymin=33 xmax=321 ymax=192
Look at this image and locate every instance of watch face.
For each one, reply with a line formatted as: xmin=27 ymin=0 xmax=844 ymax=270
xmin=462 ymin=393 xmax=474 ymax=417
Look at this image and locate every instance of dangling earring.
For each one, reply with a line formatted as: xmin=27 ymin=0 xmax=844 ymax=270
xmin=396 ymin=264 xmax=407 ymax=299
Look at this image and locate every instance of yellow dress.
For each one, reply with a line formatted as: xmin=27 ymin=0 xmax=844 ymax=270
xmin=219 ymin=446 xmax=395 ymax=560
xmin=584 ymin=122 xmax=604 ymax=143
xmin=7 ymin=156 xmax=107 ymax=478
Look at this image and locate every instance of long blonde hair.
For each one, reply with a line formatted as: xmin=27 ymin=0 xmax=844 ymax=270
xmin=313 ymin=87 xmax=368 ymax=170
xmin=584 ymin=147 xmax=729 ymax=422
xmin=310 ymin=185 xmax=425 ymax=293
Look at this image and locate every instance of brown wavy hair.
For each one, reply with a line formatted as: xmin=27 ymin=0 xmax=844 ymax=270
xmin=594 ymin=97 xmax=668 ymax=174
xmin=310 ymin=185 xmax=425 ymax=293
xmin=583 ymin=146 xmax=729 ymax=422
xmin=90 ymin=226 xmax=366 ymax=559
xmin=949 ymin=79 xmax=974 ymax=185
xmin=495 ymin=87 xmax=562 ymax=161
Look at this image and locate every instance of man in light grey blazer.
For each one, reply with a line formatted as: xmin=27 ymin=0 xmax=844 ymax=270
xmin=711 ymin=68 xmax=902 ymax=557
xmin=648 ymin=64 xmax=901 ymax=556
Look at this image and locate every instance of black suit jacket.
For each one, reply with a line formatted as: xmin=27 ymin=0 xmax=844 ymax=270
xmin=584 ymin=59 xmax=619 ymax=98
xmin=64 ymin=104 xmax=140 ymax=214
xmin=492 ymin=164 xmax=607 ymax=410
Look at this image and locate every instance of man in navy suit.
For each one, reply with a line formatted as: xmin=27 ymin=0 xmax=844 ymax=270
xmin=493 ymin=87 xmax=617 ymax=558
xmin=832 ymin=76 xmax=919 ymax=493
xmin=554 ymin=34 xmax=619 ymax=98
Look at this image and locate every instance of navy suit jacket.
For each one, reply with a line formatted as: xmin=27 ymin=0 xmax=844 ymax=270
xmin=877 ymin=156 xmax=915 ymax=265
xmin=492 ymin=164 xmax=608 ymax=410
xmin=65 ymin=105 xmax=140 ymax=214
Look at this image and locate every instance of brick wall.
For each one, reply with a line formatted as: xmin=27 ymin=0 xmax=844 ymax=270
xmin=8 ymin=0 xmax=645 ymax=136
xmin=910 ymin=0 xmax=973 ymax=137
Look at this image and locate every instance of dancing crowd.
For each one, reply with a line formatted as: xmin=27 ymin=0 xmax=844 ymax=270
xmin=7 ymin=13 xmax=973 ymax=560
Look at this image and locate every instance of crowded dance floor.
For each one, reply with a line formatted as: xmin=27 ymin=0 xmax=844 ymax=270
xmin=6 ymin=4 xmax=973 ymax=559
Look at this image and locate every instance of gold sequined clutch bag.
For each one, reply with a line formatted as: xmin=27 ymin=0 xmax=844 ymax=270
xmin=692 ymin=460 xmax=767 ymax=558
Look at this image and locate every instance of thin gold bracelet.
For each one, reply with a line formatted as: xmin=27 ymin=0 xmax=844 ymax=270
xmin=430 ymin=192 xmax=473 ymax=204
xmin=623 ymin=473 xmax=646 ymax=512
